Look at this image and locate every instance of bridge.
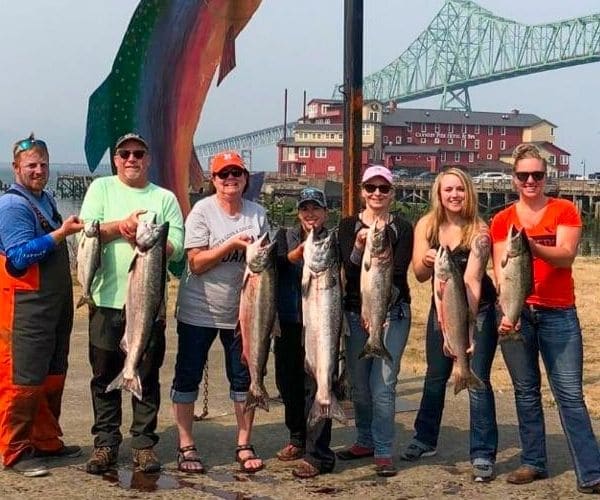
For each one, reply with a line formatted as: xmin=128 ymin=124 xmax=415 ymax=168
xmin=196 ymin=0 xmax=600 ymax=155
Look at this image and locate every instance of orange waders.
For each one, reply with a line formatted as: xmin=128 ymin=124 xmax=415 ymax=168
xmin=0 ymin=240 xmax=73 ymax=466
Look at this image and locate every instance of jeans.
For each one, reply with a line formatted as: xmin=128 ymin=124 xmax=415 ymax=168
xmin=413 ymin=303 xmax=498 ymax=463
xmin=304 ymin=374 xmax=335 ymax=472
xmin=170 ymin=322 xmax=250 ymax=403
xmin=274 ymin=321 xmax=306 ymax=448
xmin=345 ymin=302 xmax=411 ymax=458
xmin=500 ymin=305 xmax=600 ymax=487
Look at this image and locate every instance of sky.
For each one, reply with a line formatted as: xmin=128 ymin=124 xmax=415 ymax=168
xmin=1 ymin=0 xmax=599 ymax=174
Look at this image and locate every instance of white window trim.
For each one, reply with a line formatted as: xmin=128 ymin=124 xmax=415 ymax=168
xmin=298 ymin=147 xmax=310 ymax=158
xmin=315 ymin=147 xmax=327 ymax=159
xmin=454 ymin=152 xmax=460 ymax=162
xmin=487 ymin=139 xmax=493 ymax=150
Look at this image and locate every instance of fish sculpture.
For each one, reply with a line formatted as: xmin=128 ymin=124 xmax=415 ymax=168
xmin=84 ymin=0 xmax=262 ymax=215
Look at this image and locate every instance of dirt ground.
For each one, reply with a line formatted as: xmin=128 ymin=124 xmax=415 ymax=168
xmin=2 ymin=258 xmax=600 ymax=499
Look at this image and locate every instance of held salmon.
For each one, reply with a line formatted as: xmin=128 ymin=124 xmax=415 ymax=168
xmin=433 ymin=246 xmax=484 ymax=395
xmin=238 ymin=233 xmax=279 ymax=412
xmin=497 ymin=224 xmax=533 ymax=341
xmin=76 ymin=220 xmax=101 ymax=308
xmin=360 ymin=220 xmax=395 ymax=361
xmin=302 ymin=229 xmax=347 ymax=428
xmin=106 ymin=217 xmax=169 ymax=401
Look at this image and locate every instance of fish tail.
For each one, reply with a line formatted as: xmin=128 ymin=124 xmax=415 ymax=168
xmin=106 ymin=371 xmax=143 ymax=401
xmin=76 ymin=294 xmax=96 ymax=309
xmin=84 ymin=77 xmax=113 ymax=172
xmin=468 ymin=369 xmax=486 ymax=391
xmin=452 ymin=364 xmax=470 ymax=395
xmin=329 ymin=393 xmax=348 ymax=425
xmin=244 ymin=384 xmax=269 ymax=413
xmin=307 ymin=393 xmax=348 ymax=428
xmin=359 ymin=338 xmax=392 ymax=362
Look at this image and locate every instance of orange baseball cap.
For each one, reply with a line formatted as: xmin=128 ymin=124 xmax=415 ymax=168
xmin=210 ymin=150 xmax=246 ymax=174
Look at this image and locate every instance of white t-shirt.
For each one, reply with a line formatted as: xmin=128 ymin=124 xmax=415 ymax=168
xmin=176 ymin=195 xmax=269 ymax=329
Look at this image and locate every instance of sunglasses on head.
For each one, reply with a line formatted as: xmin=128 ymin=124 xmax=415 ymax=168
xmin=214 ymin=168 xmax=244 ymax=180
xmin=363 ymin=183 xmax=391 ymax=194
xmin=14 ymin=138 xmax=47 ymax=157
xmin=116 ymin=149 xmax=146 ymax=160
xmin=514 ymin=171 xmax=545 ymax=182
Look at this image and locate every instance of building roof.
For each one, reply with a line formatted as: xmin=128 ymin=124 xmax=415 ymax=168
xmin=503 ymin=141 xmax=570 ymax=156
xmin=383 ymin=108 xmax=555 ymax=128
xmin=307 ymin=98 xmax=343 ymax=106
xmin=295 ymin=123 xmax=343 ymax=132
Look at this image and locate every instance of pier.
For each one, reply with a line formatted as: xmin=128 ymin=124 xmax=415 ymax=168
xmin=55 ymin=174 xmax=96 ymax=199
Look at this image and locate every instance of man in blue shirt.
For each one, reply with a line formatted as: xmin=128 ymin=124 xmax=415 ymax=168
xmin=0 ymin=134 xmax=83 ymax=477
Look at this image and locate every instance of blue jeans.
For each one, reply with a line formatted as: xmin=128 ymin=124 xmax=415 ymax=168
xmin=345 ymin=302 xmax=411 ymax=458
xmin=500 ymin=306 xmax=600 ymax=487
xmin=413 ymin=303 xmax=498 ymax=463
xmin=170 ymin=322 xmax=250 ymax=403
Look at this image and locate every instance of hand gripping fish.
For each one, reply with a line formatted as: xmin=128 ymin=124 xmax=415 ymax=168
xmin=434 ymin=246 xmax=485 ymax=394
xmin=302 ymin=229 xmax=347 ymax=428
xmin=106 ymin=216 xmax=169 ymax=401
xmin=497 ymin=224 xmax=533 ymax=342
xmin=238 ymin=233 xmax=279 ymax=413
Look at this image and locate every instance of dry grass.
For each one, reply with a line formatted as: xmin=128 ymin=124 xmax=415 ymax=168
xmin=72 ymin=256 xmax=600 ymax=417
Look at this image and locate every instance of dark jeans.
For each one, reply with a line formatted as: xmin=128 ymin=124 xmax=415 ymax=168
xmin=89 ymin=307 xmax=166 ymax=450
xmin=170 ymin=322 xmax=250 ymax=403
xmin=413 ymin=303 xmax=498 ymax=463
xmin=500 ymin=305 xmax=600 ymax=487
xmin=304 ymin=375 xmax=335 ymax=473
xmin=274 ymin=321 xmax=306 ymax=448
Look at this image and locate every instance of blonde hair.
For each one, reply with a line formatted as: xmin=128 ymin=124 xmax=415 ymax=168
xmin=512 ymin=143 xmax=547 ymax=170
xmin=425 ymin=167 xmax=483 ymax=248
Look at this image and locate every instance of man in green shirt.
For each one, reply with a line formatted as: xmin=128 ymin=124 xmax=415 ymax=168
xmin=79 ymin=133 xmax=184 ymax=474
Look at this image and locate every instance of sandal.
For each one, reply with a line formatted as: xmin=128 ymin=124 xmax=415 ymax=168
xmin=235 ymin=444 xmax=264 ymax=474
xmin=292 ymin=460 xmax=320 ymax=479
xmin=277 ymin=444 xmax=305 ymax=462
xmin=177 ymin=445 xmax=205 ymax=474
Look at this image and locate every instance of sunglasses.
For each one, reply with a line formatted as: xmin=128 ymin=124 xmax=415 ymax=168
xmin=116 ymin=149 xmax=146 ymax=160
xmin=14 ymin=138 xmax=47 ymax=157
xmin=514 ymin=171 xmax=545 ymax=182
xmin=214 ymin=168 xmax=244 ymax=180
xmin=363 ymin=183 xmax=392 ymax=194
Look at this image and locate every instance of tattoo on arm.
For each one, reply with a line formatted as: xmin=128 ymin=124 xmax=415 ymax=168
xmin=472 ymin=230 xmax=491 ymax=278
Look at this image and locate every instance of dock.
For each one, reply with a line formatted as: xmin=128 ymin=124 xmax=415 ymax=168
xmin=55 ymin=174 xmax=96 ymax=199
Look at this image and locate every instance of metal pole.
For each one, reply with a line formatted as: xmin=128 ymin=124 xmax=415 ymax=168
xmin=342 ymin=0 xmax=363 ymax=217
xmin=283 ymin=88 xmax=288 ymax=141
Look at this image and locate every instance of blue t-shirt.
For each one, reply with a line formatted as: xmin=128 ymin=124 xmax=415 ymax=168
xmin=0 ymin=183 xmax=60 ymax=254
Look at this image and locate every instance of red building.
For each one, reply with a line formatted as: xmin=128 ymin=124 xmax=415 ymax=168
xmin=277 ymin=98 xmax=571 ymax=177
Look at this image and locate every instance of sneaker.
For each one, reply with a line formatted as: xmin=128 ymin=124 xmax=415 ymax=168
xmin=11 ymin=449 xmax=49 ymax=477
xmin=35 ymin=445 xmax=82 ymax=459
xmin=399 ymin=442 xmax=437 ymax=462
xmin=578 ymin=483 xmax=600 ymax=494
xmin=472 ymin=462 xmax=495 ymax=482
xmin=86 ymin=446 xmax=118 ymax=475
xmin=132 ymin=447 xmax=161 ymax=473
xmin=374 ymin=457 xmax=397 ymax=477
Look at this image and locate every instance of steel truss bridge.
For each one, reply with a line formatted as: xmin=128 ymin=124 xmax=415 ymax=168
xmin=196 ymin=0 xmax=600 ymax=158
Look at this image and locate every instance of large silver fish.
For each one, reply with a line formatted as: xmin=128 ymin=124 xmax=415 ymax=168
xmin=497 ymin=225 xmax=533 ymax=341
xmin=434 ymin=246 xmax=484 ymax=394
xmin=302 ymin=229 xmax=346 ymax=428
xmin=238 ymin=233 xmax=278 ymax=412
xmin=360 ymin=220 xmax=395 ymax=361
xmin=76 ymin=220 xmax=101 ymax=308
xmin=106 ymin=217 xmax=169 ymax=401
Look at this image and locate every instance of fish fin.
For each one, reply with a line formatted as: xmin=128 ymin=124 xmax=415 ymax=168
xmin=330 ymin=394 xmax=348 ymax=425
xmin=105 ymin=371 xmax=124 ymax=394
xmin=106 ymin=370 xmax=143 ymax=401
xmin=468 ymin=370 xmax=485 ymax=391
xmin=84 ymin=77 xmax=113 ymax=172
xmin=442 ymin=333 xmax=455 ymax=358
xmin=128 ymin=251 xmax=139 ymax=273
xmin=363 ymin=257 xmax=371 ymax=272
xmin=451 ymin=364 xmax=469 ymax=395
xmin=244 ymin=384 xmax=269 ymax=413
xmin=301 ymin=273 xmax=312 ymax=297
xmin=217 ymin=25 xmax=236 ymax=86
xmin=76 ymin=295 xmax=96 ymax=309
xmin=359 ymin=339 xmax=393 ymax=363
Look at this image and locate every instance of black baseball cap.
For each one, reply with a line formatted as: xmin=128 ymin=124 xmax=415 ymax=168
xmin=297 ymin=187 xmax=327 ymax=209
xmin=115 ymin=133 xmax=149 ymax=150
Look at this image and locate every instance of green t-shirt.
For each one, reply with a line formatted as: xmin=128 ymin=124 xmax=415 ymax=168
xmin=79 ymin=175 xmax=184 ymax=309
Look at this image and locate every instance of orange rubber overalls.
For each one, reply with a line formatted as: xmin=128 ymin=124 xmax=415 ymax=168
xmin=0 ymin=235 xmax=73 ymax=466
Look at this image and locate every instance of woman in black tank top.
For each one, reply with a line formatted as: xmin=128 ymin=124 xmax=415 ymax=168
xmin=400 ymin=168 xmax=499 ymax=483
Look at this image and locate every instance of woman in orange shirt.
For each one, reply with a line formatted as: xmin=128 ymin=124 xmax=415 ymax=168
xmin=490 ymin=144 xmax=600 ymax=494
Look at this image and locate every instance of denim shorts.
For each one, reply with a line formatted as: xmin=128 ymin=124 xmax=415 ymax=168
xmin=170 ymin=321 xmax=250 ymax=404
